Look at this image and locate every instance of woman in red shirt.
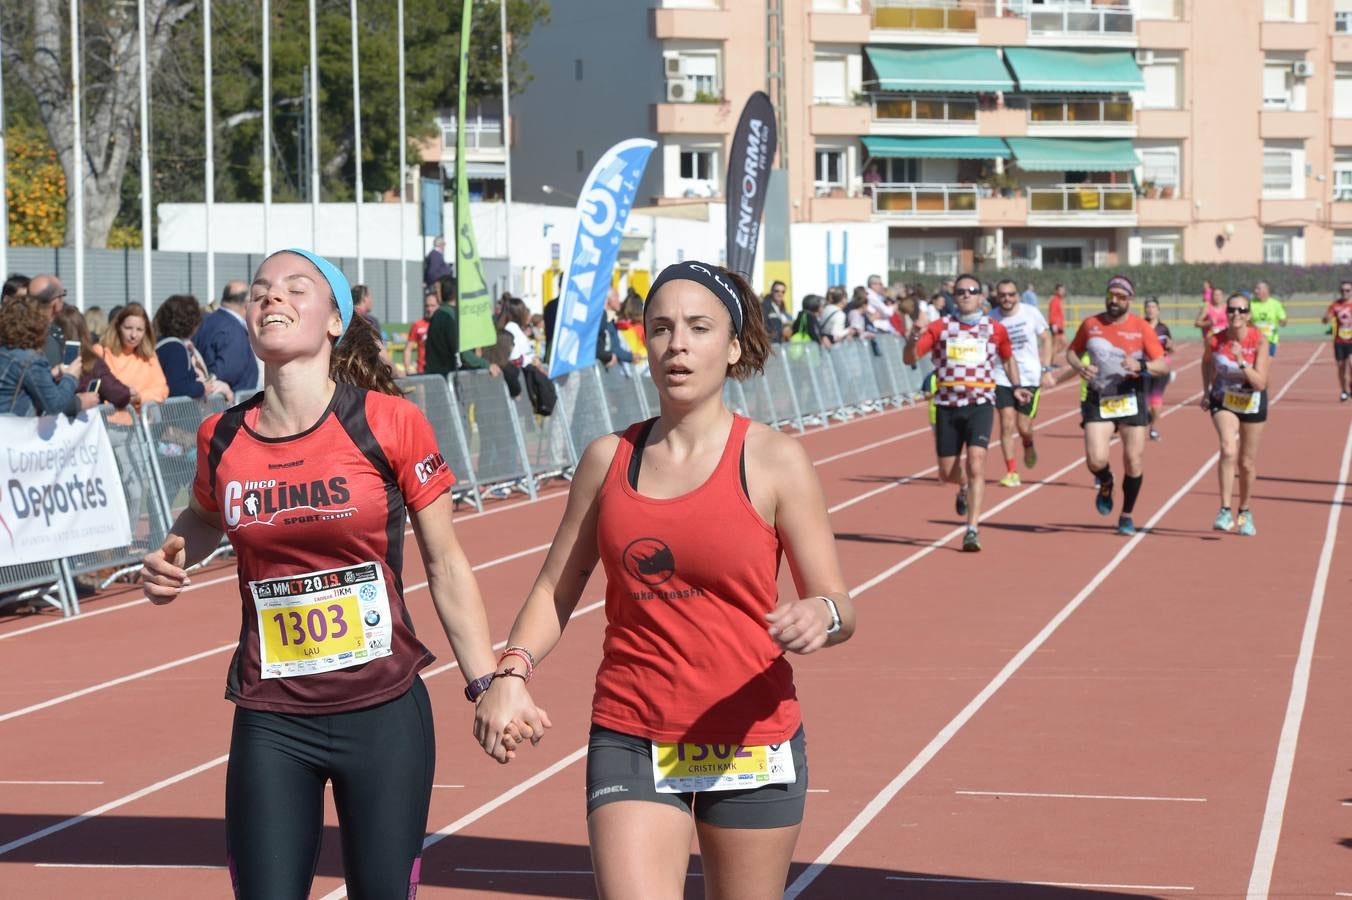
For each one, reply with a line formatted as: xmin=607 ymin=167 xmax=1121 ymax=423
xmin=1201 ymin=292 xmax=1271 ymax=536
xmin=140 ymin=249 xmax=527 ymax=898
xmin=475 ymin=260 xmax=856 ymax=899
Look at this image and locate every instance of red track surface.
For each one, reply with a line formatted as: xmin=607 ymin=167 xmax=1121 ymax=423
xmin=3 ymin=341 xmax=1350 ymax=899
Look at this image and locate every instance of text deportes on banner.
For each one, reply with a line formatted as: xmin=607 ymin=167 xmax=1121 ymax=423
xmin=725 ymin=91 xmax=777 ymax=283
xmin=0 ymin=413 xmax=132 ymax=567
xmin=547 ymin=138 xmax=657 ymax=379
xmin=454 ymin=0 xmax=496 ymax=352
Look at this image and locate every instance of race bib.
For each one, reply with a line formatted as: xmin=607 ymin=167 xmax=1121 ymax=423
xmin=1098 ymin=394 xmax=1139 ymax=419
xmin=1222 ymin=389 xmax=1260 ymax=415
xmin=946 ymin=338 xmax=984 ymax=365
xmin=250 ymin=562 xmax=393 ymax=679
xmin=1338 ymin=326 xmax=1352 ymax=341
xmin=651 ymin=740 xmax=796 ymax=794
xmin=1257 ymin=322 xmax=1274 ymax=339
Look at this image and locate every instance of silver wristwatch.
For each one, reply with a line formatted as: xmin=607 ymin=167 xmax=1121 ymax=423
xmin=819 ymin=596 xmax=842 ymax=635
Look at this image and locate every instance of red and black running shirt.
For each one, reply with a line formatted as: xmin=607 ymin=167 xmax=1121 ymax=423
xmin=192 ymin=382 xmax=453 ymax=715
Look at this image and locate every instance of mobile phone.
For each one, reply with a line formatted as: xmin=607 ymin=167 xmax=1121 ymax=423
xmin=87 ymin=378 xmax=102 ymax=395
xmin=63 ymin=340 xmax=81 ymax=366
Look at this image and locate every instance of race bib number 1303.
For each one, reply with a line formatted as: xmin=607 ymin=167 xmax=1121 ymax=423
xmin=250 ymin=562 xmax=393 ymax=679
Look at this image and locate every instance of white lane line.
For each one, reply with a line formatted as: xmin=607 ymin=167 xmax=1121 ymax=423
xmin=454 ymin=866 xmax=703 ymax=878
xmin=0 ymin=644 xmax=237 ymax=724
xmin=785 ymin=345 xmax=1322 ymax=900
xmin=956 ymin=790 xmax=1206 ymax=803
xmin=34 ymin=863 xmax=227 ymax=870
xmin=432 ymin=784 xmax=464 ymax=789
xmin=884 ymin=876 xmax=1194 ymax=891
xmin=807 ymin=789 xmax=830 ymax=793
xmin=0 ymin=755 xmax=229 ymax=858
xmin=1246 ymin=416 xmax=1352 ymax=898
xmin=0 ymin=780 xmax=104 ymax=786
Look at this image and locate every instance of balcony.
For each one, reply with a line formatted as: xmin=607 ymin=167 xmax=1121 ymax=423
xmin=1259 ymin=109 xmax=1320 ymax=140
xmin=811 ymin=193 xmax=873 ymax=222
xmin=1137 ymin=196 xmax=1190 ymax=225
xmin=1329 ymin=197 xmax=1352 ymax=227
xmin=1026 ymin=184 xmax=1136 ymax=223
xmin=978 ymin=106 xmax=1027 ymax=136
xmin=872 ymin=182 xmax=980 ymax=222
xmin=653 ymin=6 xmax=730 ymax=40
xmin=812 ymin=103 xmax=871 ymax=135
xmin=869 ymin=0 xmax=989 ymax=44
xmin=1136 ymin=108 xmax=1189 ymax=138
xmin=872 ymin=96 xmax=978 ymax=134
xmin=1022 ymin=2 xmax=1135 ymax=45
xmin=655 ymin=101 xmax=734 ymax=134
xmin=1026 ymin=96 xmax=1135 ymax=136
xmin=1333 ymin=119 xmax=1352 ymax=146
xmin=1260 ymin=20 xmax=1321 ymax=51
xmin=1260 ymin=198 xmax=1319 ymax=224
xmin=810 ymin=10 xmax=870 ymax=43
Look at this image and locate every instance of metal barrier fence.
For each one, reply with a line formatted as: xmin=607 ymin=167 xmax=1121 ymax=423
xmin=3 ymin=335 xmax=931 ymax=616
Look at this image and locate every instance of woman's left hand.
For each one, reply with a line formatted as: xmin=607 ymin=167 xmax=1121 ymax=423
xmin=765 ymin=596 xmax=832 ymax=655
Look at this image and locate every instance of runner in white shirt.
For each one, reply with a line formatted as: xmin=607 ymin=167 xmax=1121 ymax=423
xmin=990 ymin=278 xmax=1054 ymax=487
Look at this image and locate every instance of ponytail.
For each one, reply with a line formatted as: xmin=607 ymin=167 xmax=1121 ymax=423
xmin=329 ymin=311 xmax=400 ymax=396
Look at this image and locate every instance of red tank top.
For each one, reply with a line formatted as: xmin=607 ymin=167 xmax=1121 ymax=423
xmin=591 ymin=416 xmax=801 ymax=745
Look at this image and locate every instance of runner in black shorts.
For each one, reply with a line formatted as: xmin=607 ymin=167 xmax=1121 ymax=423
xmin=1066 ymin=276 xmax=1169 ymax=536
xmin=1202 ymin=293 xmax=1271 ymax=536
xmin=1322 ymin=279 xmax=1352 ymax=401
xmin=906 ymin=273 xmax=1029 ymax=551
xmin=141 ymin=249 xmax=536 ymax=899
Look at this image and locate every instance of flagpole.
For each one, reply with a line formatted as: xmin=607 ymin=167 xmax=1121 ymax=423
xmin=0 ymin=12 xmax=9 ymax=284
xmin=500 ymin=0 xmax=512 ymax=297
xmin=397 ymin=0 xmax=408 ymax=323
xmin=204 ymin=0 xmax=215 ymax=302
xmin=70 ymin=0 xmax=85 ymax=311
xmin=262 ymin=0 xmax=272 ymax=255
xmin=137 ymin=0 xmax=152 ymax=307
xmin=308 ymin=0 xmax=320 ymax=248
xmin=349 ymin=0 xmax=363 ymax=284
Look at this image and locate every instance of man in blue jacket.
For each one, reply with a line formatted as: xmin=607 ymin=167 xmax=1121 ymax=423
xmin=195 ymin=280 xmax=258 ymax=393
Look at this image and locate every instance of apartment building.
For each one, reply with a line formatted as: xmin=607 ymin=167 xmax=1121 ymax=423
xmin=508 ymin=0 xmax=1352 ymax=276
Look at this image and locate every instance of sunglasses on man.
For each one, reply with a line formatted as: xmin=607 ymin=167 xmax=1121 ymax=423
xmin=953 ymin=286 xmax=984 ymax=297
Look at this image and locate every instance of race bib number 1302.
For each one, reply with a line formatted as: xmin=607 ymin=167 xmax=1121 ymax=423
xmin=250 ymin=562 xmax=393 ymax=679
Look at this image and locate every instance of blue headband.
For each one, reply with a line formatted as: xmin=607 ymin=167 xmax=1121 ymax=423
xmin=280 ymin=248 xmax=353 ymax=334
xmin=648 ymin=261 xmax=744 ymax=333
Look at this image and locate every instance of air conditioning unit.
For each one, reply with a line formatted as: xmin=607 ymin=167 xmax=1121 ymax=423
xmin=664 ymin=56 xmax=686 ymax=78
xmin=1292 ymin=60 xmax=1315 ymax=78
xmin=1134 ymin=49 xmax=1154 ymax=66
xmin=666 ymin=77 xmax=697 ymax=103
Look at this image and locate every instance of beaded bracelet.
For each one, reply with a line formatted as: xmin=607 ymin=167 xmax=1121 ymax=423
xmin=498 ymin=647 xmax=535 ymax=682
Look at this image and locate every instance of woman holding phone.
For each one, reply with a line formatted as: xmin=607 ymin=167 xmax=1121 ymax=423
xmin=55 ymin=307 xmax=133 ymax=410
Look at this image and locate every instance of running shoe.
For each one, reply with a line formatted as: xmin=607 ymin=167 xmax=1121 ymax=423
xmin=962 ymin=528 xmax=982 ymax=552
xmin=1095 ymin=478 xmax=1114 ymax=516
xmin=1023 ymin=443 xmax=1038 ymax=469
xmin=1149 ymin=429 xmax=1161 ymax=441
xmin=998 ymin=472 xmax=1021 ymax=488
xmin=1213 ymin=507 xmax=1234 ymax=532
xmin=1237 ymin=509 xmax=1257 ymax=536
xmin=1342 ymin=392 xmax=1349 ymax=403
xmin=955 ymin=486 xmax=969 ymax=516
xmin=1117 ymin=515 xmax=1136 ymax=536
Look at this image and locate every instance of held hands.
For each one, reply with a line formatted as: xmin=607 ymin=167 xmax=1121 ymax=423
xmin=473 ymin=676 xmax=552 ymax=764
xmin=765 ymin=596 xmax=833 ymax=655
xmin=141 ymin=534 xmax=189 ymax=605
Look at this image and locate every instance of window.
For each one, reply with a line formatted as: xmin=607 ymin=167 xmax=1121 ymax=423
xmin=1338 ymin=0 xmax=1352 ymax=32
xmin=1335 ymin=232 xmax=1352 ymax=264
xmin=1264 ymin=61 xmax=1293 ymax=109
xmin=1137 ymin=0 xmax=1179 ymax=19
xmin=575 ymin=59 xmax=583 ymax=81
xmin=1139 ymin=55 xmax=1180 ymax=110
xmin=1335 ymin=151 xmax=1352 ymax=201
xmin=815 ymin=148 xmax=846 ymax=191
xmin=1140 ymin=234 xmax=1179 ymax=265
xmin=870 ymin=157 xmax=919 ymax=183
xmin=1263 ymin=143 xmax=1303 ymax=198
xmin=1139 ymin=145 xmax=1181 ymax=193
xmin=680 ymin=148 xmax=715 ymax=181
xmin=1337 ymin=67 xmax=1352 ymax=118
xmin=813 ymin=55 xmax=848 ymax=104
xmin=1264 ymin=232 xmax=1293 ymax=264
xmin=1263 ymin=0 xmax=1297 ymax=20
xmin=682 ymin=53 xmax=720 ymax=98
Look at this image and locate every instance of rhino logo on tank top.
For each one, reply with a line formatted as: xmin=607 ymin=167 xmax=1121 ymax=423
xmin=622 ymin=537 xmax=676 ymax=587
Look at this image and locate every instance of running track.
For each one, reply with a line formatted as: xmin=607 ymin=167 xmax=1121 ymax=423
xmin=2 ymin=342 xmax=1349 ymax=899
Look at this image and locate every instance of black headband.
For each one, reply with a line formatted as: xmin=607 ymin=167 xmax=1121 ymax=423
xmin=647 ymin=261 xmax=744 ymax=334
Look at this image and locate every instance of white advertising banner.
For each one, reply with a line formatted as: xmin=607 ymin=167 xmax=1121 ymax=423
xmin=0 ymin=413 xmax=132 ymax=566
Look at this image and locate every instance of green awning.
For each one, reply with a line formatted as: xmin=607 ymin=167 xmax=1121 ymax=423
xmin=862 ymin=136 xmax=1013 ymax=160
xmin=864 ymin=46 xmax=1014 ymax=93
xmin=1006 ymin=138 xmax=1139 ymax=171
xmin=1003 ymin=48 xmax=1144 ymax=92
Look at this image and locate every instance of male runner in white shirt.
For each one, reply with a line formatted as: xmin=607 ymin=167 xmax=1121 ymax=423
xmin=990 ymin=278 xmax=1054 ymax=487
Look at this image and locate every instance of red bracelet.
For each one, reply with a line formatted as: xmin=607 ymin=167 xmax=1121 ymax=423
xmin=498 ymin=647 xmax=535 ymax=682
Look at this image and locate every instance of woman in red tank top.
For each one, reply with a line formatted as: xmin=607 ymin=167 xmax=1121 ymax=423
xmin=1201 ymin=292 xmax=1272 ymax=536
xmin=475 ymin=261 xmax=856 ymax=899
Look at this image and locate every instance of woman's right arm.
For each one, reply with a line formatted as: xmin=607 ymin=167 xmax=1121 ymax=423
xmin=473 ymin=434 xmax=615 ymax=743
xmin=141 ymin=498 xmax=226 ymax=604
xmin=24 ymin=362 xmax=81 ymax=417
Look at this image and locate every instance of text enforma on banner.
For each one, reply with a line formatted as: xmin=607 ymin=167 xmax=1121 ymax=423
xmin=726 ymin=92 xmax=777 ymax=282
xmin=0 ymin=412 xmax=131 ymax=566
xmin=547 ymin=138 xmax=657 ymax=379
